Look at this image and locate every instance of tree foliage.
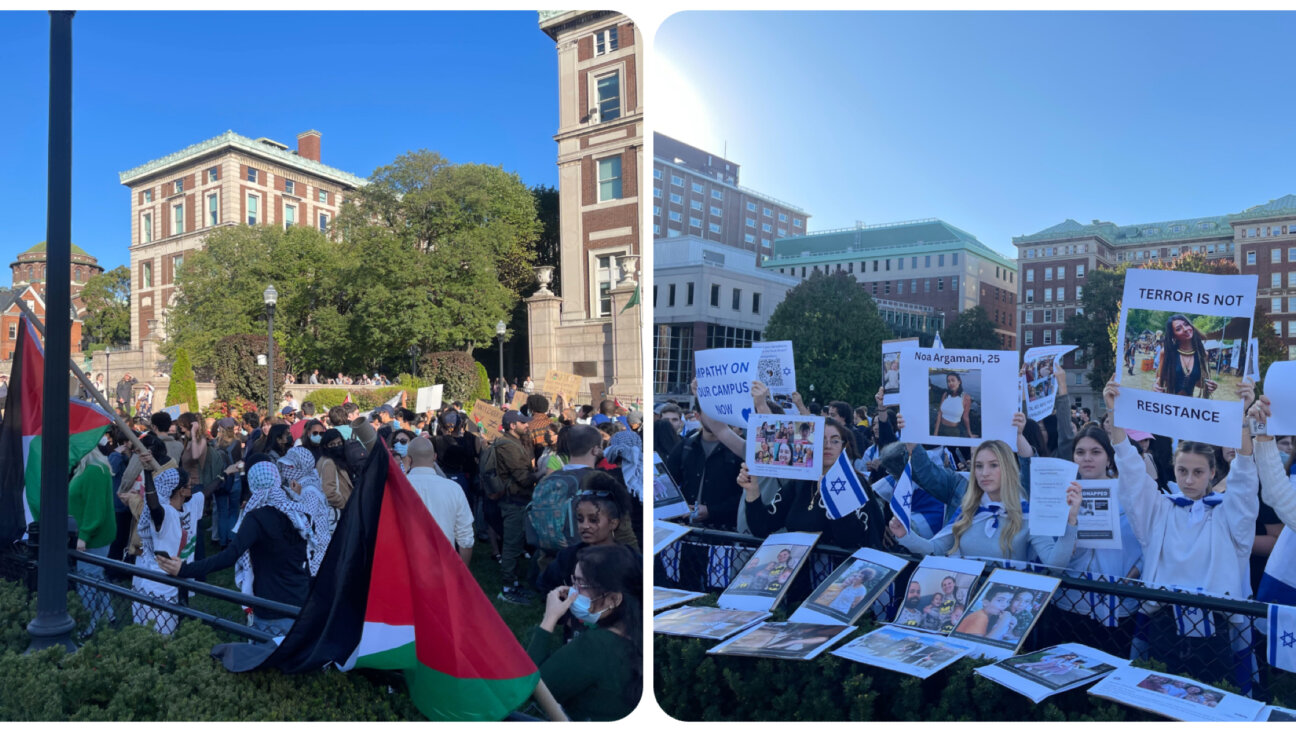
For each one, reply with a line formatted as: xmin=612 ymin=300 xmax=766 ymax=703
xmin=763 ymin=272 xmax=893 ymax=406
xmin=417 ymin=351 xmax=479 ymax=404
xmin=79 ymin=265 xmax=131 ymax=348
xmin=166 ymin=348 xmax=199 ymax=412
xmin=211 ymin=334 xmax=287 ymax=409
xmin=531 ymin=184 xmax=560 ymax=296
xmin=940 ymin=306 xmax=1000 ymax=350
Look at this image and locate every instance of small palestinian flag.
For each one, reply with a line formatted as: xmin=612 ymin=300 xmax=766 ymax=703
xmin=0 ymin=314 xmax=114 ymax=543
xmin=212 ymin=443 xmax=540 ymax=720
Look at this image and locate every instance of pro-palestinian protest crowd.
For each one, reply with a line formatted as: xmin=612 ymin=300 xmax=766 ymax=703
xmin=651 ymin=269 xmax=1296 ymax=720
xmin=24 ymin=382 xmax=644 ymax=721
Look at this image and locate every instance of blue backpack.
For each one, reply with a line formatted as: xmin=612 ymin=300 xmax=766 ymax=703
xmin=526 ymin=469 xmax=584 ymax=552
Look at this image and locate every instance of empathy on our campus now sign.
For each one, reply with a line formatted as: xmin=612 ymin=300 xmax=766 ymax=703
xmin=745 ymin=413 xmax=825 ymax=481
xmin=694 ymin=347 xmax=756 ymax=428
xmin=752 ymin=341 xmax=797 ymax=396
xmin=898 ymin=347 xmax=1019 ymax=449
xmin=1113 ymin=269 xmax=1257 ymax=448
xmin=882 ymin=338 xmax=921 ymax=407
xmin=1021 ymin=346 xmax=1076 ymax=422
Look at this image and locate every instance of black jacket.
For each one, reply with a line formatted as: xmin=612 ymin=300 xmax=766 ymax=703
xmin=664 ymin=432 xmax=744 ymax=532
xmin=745 ymin=476 xmax=892 ymax=551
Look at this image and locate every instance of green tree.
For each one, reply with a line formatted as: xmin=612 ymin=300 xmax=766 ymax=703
xmin=532 ymin=184 xmax=560 ymax=296
xmin=167 ymin=347 xmax=199 ymax=412
xmin=79 ymin=265 xmax=131 ymax=348
xmin=211 ymin=334 xmax=287 ymax=409
xmin=763 ymin=271 xmax=893 ymax=406
xmin=940 ymin=306 xmax=1000 ymax=350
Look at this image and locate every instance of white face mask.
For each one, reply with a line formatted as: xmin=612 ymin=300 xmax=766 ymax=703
xmin=98 ymin=436 xmax=109 ymax=447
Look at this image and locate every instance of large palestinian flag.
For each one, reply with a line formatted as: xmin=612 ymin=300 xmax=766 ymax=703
xmin=0 ymin=314 xmax=114 ymax=543
xmin=212 ymin=442 xmax=540 ymax=721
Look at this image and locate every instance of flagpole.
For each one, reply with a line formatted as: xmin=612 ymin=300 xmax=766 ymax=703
xmin=532 ymin=680 xmax=568 ymax=722
xmin=13 ymin=298 xmax=149 ymax=457
xmin=28 ymin=9 xmax=77 ymax=653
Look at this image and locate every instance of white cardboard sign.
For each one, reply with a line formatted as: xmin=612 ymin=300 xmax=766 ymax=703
xmin=899 ymin=347 xmax=1018 ymax=449
xmin=752 ymin=340 xmax=796 ymax=395
xmin=694 ymin=347 xmax=756 ymax=428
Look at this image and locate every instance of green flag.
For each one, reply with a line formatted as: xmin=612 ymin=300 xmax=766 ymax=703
xmin=619 ymin=284 xmax=640 ymax=313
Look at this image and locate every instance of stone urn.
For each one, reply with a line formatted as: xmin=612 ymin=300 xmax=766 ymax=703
xmin=534 ymin=265 xmax=555 ymax=295
xmin=618 ymin=255 xmax=639 ymax=287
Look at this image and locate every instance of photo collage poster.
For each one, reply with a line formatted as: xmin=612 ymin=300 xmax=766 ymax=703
xmin=1020 ymin=345 xmax=1075 ymax=421
xmin=717 ymin=532 xmax=820 ymax=612
xmin=891 ymin=555 xmax=986 ymax=635
xmin=899 ymin=347 xmax=1019 ymax=448
xmin=745 ymin=413 xmax=825 ymax=481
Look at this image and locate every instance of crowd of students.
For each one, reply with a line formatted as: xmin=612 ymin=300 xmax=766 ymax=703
xmin=51 ymin=389 xmax=645 ymax=721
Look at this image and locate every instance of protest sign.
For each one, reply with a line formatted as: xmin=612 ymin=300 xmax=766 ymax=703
xmin=1113 ymin=269 xmax=1257 ymax=448
xmin=745 ymin=413 xmax=824 ymax=481
xmin=653 ymin=587 xmax=707 ymax=613
xmin=1075 ymin=479 xmax=1122 ymax=551
xmin=468 ymin=400 xmax=503 ymax=443
xmin=694 ymin=347 xmax=755 ymax=428
xmin=1088 ymin=666 xmax=1266 ymax=722
xmin=541 ymin=368 xmax=582 ymax=401
xmin=160 ymin=404 xmax=185 ymax=420
xmin=751 ymin=340 xmax=796 ymax=395
xmin=508 ymin=391 xmax=527 ymax=410
xmin=587 ymin=380 xmax=607 ymax=404
xmin=1021 ymin=345 xmax=1075 ymax=421
xmin=653 ymin=606 xmax=771 ymax=641
xmin=832 ymin=626 xmax=974 ymax=679
xmin=892 ymin=555 xmax=985 ymax=634
xmin=414 ymin=384 xmax=444 ymax=413
xmin=652 ymin=453 xmax=691 ymax=520
xmin=708 ymin=621 xmax=856 ymax=661
xmin=790 ymin=548 xmax=908 ymax=625
xmin=882 ymin=338 xmax=920 ymax=407
xmin=1028 ymin=457 xmax=1077 ymax=537
xmin=975 ymin=643 xmax=1126 ymax=703
xmin=652 ymin=519 xmax=692 ymax=554
xmin=949 ymin=569 xmax=1061 ymax=659
xmin=899 ymin=347 xmax=1018 ymax=448
xmin=718 ymin=532 xmax=819 ymax=612
xmin=1264 ymin=362 xmax=1296 ymax=436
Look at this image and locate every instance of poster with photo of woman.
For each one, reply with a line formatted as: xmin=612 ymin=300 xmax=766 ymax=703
xmin=882 ymin=337 xmax=920 ymax=406
xmin=1112 ymin=269 xmax=1257 ymax=447
xmin=790 ymin=548 xmax=908 ymax=625
xmin=975 ymin=643 xmax=1125 ymax=703
xmin=832 ymin=626 xmax=975 ymax=680
xmin=1021 ymin=345 xmax=1076 ymax=421
xmin=653 ymin=605 xmax=771 ymax=641
xmin=718 ymin=532 xmax=819 ymax=612
xmin=949 ymin=569 xmax=1061 ymax=659
xmin=1089 ymin=666 xmax=1266 ymax=722
xmin=707 ymin=621 xmax=857 ymax=661
xmin=899 ymin=347 xmax=1019 ymax=448
xmin=653 ymin=453 xmax=691 ymax=520
xmin=890 ymin=555 xmax=985 ymax=634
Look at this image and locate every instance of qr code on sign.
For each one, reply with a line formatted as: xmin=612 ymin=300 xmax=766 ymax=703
xmin=759 ymin=358 xmax=784 ymax=387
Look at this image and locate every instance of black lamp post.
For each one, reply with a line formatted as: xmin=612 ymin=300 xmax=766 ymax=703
xmin=264 ymin=285 xmax=277 ymax=414
xmin=496 ymin=320 xmax=507 ymax=405
xmin=408 ymin=344 xmax=420 ymax=378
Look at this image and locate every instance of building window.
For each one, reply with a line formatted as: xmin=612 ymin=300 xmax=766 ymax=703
xmin=597 ymin=155 xmax=622 ymax=201
xmin=143 ymin=189 xmax=153 ymax=204
xmin=247 ymin=194 xmax=259 ymax=225
xmin=1043 ymin=309 xmax=1053 ymax=323
xmin=1043 ymin=330 xmax=1053 ymax=345
xmin=1026 ymin=289 xmax=1034 ymax=303
xmin=1289 ymin=272 xmax=1296 ymax=289
xmin=777 ymin=228 xmax=786 ymax=237
xmin=207 ymin=193 xmax=218 ymax=227
xmin=174 ymin=177 xmax=184 ymax=194
xmin=247 ymin=167 xmax=258 ymax=183
xmin=653 ymin=169 xmax=662 ymax=180
xmin=318 ymin=189 xmax=328 ymax=203
xmin=710 ymin=284 xmax=720 ymax=307
xmin=173 ymin=203 xmax=184 ymax=235
xmin=687 ymin=282 xmax=695 ymax=305
xmin=653 ymin=206 xmax=661 ymax=217
xmin=763 ymin=207 xmax=772 ymax=217
xmin=667 ymin=284 xmax=676 ymax=307
xmin=752 ymin=292 xmax=761 ymax=314
xmin=284 ymin=203 xmax=297 ymax=228
xmin=670 ymin=193 xmax=682 ymax=204
xmin=1058 ymin=265 xmax=1066 ymax=279
xmin=1044 ymin=289 xmax=1053 ymax=303
xmin=732 ymin=288 xmax=742 ymax=310
xmin=1025 ymin=310 xmax=1034 ymax=324
xmin=1056 ymin=287 xmax=1066 ymax=301
xmin=319 ymin=212 xmax=329 ymax=231
xmin=938 ymin=254 xmax=945 ymax=267
xmin=762 ymin=223 xmax=772 ymax=233
xmin=669 ymin=211 xmax=682 ymax=222
xmin=595 ymin=71 xmax=620 ymax=123
xmin=690 ymin=199 xmax=703 ymax=211
xmin=691 ymin=182 xmax=703 ymax=194
xmin=778 ymin=213 xmax=787 ymax=222
xmin=1289 ymin=321 xmax=1296 ymax=338
xmin=284 ymin=179 xmax=295 ymax=195
xmin=1276 ymin=321 xmax=1283 ymax=337
xmin=924 ymin=279 xmax=931 ymax=293
xmin=710 ymin=206 xmax=722 ymax=217
xmin=671 ymin=175 xmax=683 ymax=186
xmin=689 ymin=216 xmax=702 ymax=228
xmin=937 ymin=278 xmax=944 ymax=291
xmin=1274 ymin=297 xmax=1283 ymax=314
xmin=1275 ymin=249 xmax=1283 ymax=264
xmin=141 ymin=261 xmax=153 ymax=289
xmin=746 ymin=217 xmax=756 ymax=227
xmin=952 ymin=253 xmax=959 ymax=265
xmin=594 ymin=25 xmax=618 ymax=55
xmin=1273 ymin=273 xmax=1282 ymax=289
xmin=1044 ymin=268 xmax=1053 ymax=281
xmin=1248 ymin=251 xmax=1257 ymax=266
xmin=744 ymin=234 xmax=755 ymax=244
xmin=592 ymin=253 xmax=620 ymax=317
xmin=747 ymin=202 xmax=757 ymax=212
xmin=761 ymin=238 xmax=771 ymax=248
xmin=709 ymin=223 xmax=721 ymax=234
xmin=1025 ymin=331 xmax=1034 ymax=346
xmin=898 ymin=258 xmax=904 ymax=271
xmin=141 ymin=212 xmax=152 ymax=244
xmin=1075 ymin=285 xmax=1083 ymax=300
xmin=711 ymin=189 xmax=723 ymax=201
xmin=794 ymin=218 xmax=803 ymax=227
xmin=1077 ymin=264 xmax=1085 ymax=278
xmin=1027 ymin=269 xmax=1034 ymax=282
xmin=174 ymin=253 xmax=184 ymax=273
xmin=898 ymin=281 xmax=905 ymax=295
xmin=208 ymin=165 xmax=220 ymax=181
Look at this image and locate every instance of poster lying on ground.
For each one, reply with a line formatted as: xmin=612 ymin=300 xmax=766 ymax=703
xmin=694 ymin=347 xmax=755 ymax=428
xmin=891 ymin=555 xmax=985 ymax=634
xmin=752 ymin=340 xmax=797 ymax=395
xmin=1075 ymin=479 xmax=1122 ymax=551
xmin=881 ymin=337 xmax=920 ymax=407
xmin=975 ymin=643 xmax=1126 ymax=703
xmin=899 ymin=347 xmax=1018 ymax=448
xmin=745 ymin=414 xmax=825 ymax=481
xmin=653 ymin=587 xmax=707 ymax=613
xmin=1021 ymin=345 xmax=1075 ymax=421
xmin=653 ymin=605 xmax=771 ymax=641
xmin=790 ymin=548 xmax=908 ymax=625
xmin=652 ymin=520 xmax=692 ymax=555
xmin=1088 ymin=666 xmax=1266 ymax=722
xmin=1112 ymin=268 xmax=1257 ymax=448
xmin=718 ymin=532 xmax=819 ymax=612
xmin=707 ymin=621 xmax=856 ymax=661
xmin=949 ymin=569 xmax=1061 ymax=659
xmin=653 ymin=453 xmax=691 ymax=520
xmin=1261 ymin=705 xmax=1296 ymax=722
xmin=833 ymin=626 xmax=974 ymax=679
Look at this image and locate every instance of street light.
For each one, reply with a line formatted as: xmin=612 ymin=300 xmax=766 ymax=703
xmin=408 ymin=344 xmax=420 ymax=378
xmin=496 ymin=320 xmax=507 ymax=405
xmin=264 ymin=285 xmax=278 ymax=415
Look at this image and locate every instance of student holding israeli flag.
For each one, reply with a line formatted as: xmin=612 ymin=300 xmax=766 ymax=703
xmin=1103 ymin=375 xmax=1259 ymax=681
xmin=1244 ymin=392 xmax=1296 ymax=677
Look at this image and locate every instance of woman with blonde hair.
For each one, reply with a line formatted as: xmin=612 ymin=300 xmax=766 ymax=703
xmin=890 ymin=439 xmax=1081 ymax=564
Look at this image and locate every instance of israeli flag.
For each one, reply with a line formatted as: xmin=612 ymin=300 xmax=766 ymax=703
xmin=821 ymin=452 xmax=870 ymax=520
xmin=888 ymin=464 xmax=917 ymax=530
xmin=1259 ymin=527 xmax=1296 ymax=605
xmin=1269 ymin=603 xmax=1296 ymax=673
xmin=932 ymin=331 xmax=944 ymax=350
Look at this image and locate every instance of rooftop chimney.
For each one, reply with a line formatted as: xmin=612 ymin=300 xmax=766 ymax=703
xmin=297 ymin=130 xmax=321 ymax=162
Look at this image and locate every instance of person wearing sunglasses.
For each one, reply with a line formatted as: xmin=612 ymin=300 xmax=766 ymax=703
xmin=389 ymin=429 xmax=418 ymax=473
xmin=530 ymin=544 xmax=642 ymax=721
xmin=536 ymin=472 xmax=637 ymax=596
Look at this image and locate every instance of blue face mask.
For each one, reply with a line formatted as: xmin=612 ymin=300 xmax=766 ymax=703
xmin=393 ymin=441 xmax=408 ymax=457
xmin=309 ymin=434 xmax=322 ymax=445
xmin=569 ymin=592 xmax=605 ymax=626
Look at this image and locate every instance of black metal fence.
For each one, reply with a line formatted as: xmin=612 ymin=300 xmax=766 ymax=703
xmin=657 ymin=528 xmax=1283 ymax=701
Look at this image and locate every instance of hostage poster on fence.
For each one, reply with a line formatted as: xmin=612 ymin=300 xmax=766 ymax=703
xmin=694 ymin=348 xmax=755 ymax=428
xmin=1021 ymin=345 xmax=1075 ymax=421
xmin=899 ymin=347 xmax=1018 ymax=448
xmin=1113 ymin=269 xmax=1257 ymax=448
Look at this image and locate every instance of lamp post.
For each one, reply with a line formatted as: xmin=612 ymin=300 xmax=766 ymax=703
xmin=408 ymin=344 xmax=420 ymax=379
xmin=264 ymin=285 xmax=277 ymax=415
xmin=496 ymin=320 xmax=507 ymax=406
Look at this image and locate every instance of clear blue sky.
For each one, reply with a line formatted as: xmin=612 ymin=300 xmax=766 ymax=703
xmin=0 ymin=10 xmax=559 ymax=273
xmin=655 ymin=11 xmax=1296 ymax=258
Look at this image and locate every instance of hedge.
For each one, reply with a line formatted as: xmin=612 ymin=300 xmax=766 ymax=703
xmin=417 ymin=351 xmax=477 ymax=404
xmin=0 ymin=579 xmax=419 ymax=721
xmin=473 ymin=361 xmax=491 ymax=403
xmin=212 ymin=334 xmax=286 ymax=408
xmin=166 ymin=348 xmax=200 ymax=413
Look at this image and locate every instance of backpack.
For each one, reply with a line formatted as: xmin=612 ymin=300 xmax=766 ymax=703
xmin=478 ymin=441 xmax=508 ymax=501
xmin=525 ymin=469 xmax=584 ymax=552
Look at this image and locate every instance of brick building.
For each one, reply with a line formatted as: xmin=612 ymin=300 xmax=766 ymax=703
xmin=529 ymin=11 xmax=642 ymax=402
xmin=0 ymin=240 xmax=98 ymax=360
xmin=117 ymin=130 xmax=366 ymax=349
xmin=763 ymin=218 xmax=1018 ymax=348
xmin=652 ymin=133 xmax=810 ymax=263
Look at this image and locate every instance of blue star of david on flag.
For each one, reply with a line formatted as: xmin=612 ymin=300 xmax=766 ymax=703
xmin=821 ymin=453 xmax=869 ymax=520
xmin=1268 ymin=602 xmax=1296 ymax=673
xmin=888 ymin=464 xmax=917 ymax=531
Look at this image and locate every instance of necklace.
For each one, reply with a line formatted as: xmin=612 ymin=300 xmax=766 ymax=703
xmin=1177 ymin=348 xmax=1195 ymax=356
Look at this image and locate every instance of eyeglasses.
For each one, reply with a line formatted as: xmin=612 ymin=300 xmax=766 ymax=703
xmin=826 ymin=437 xmax=844 ymax=447
xmin=570 ymin=575 xmax=596 ymax=593
xmin=577 ymin=489 xmax=614 ymax=498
